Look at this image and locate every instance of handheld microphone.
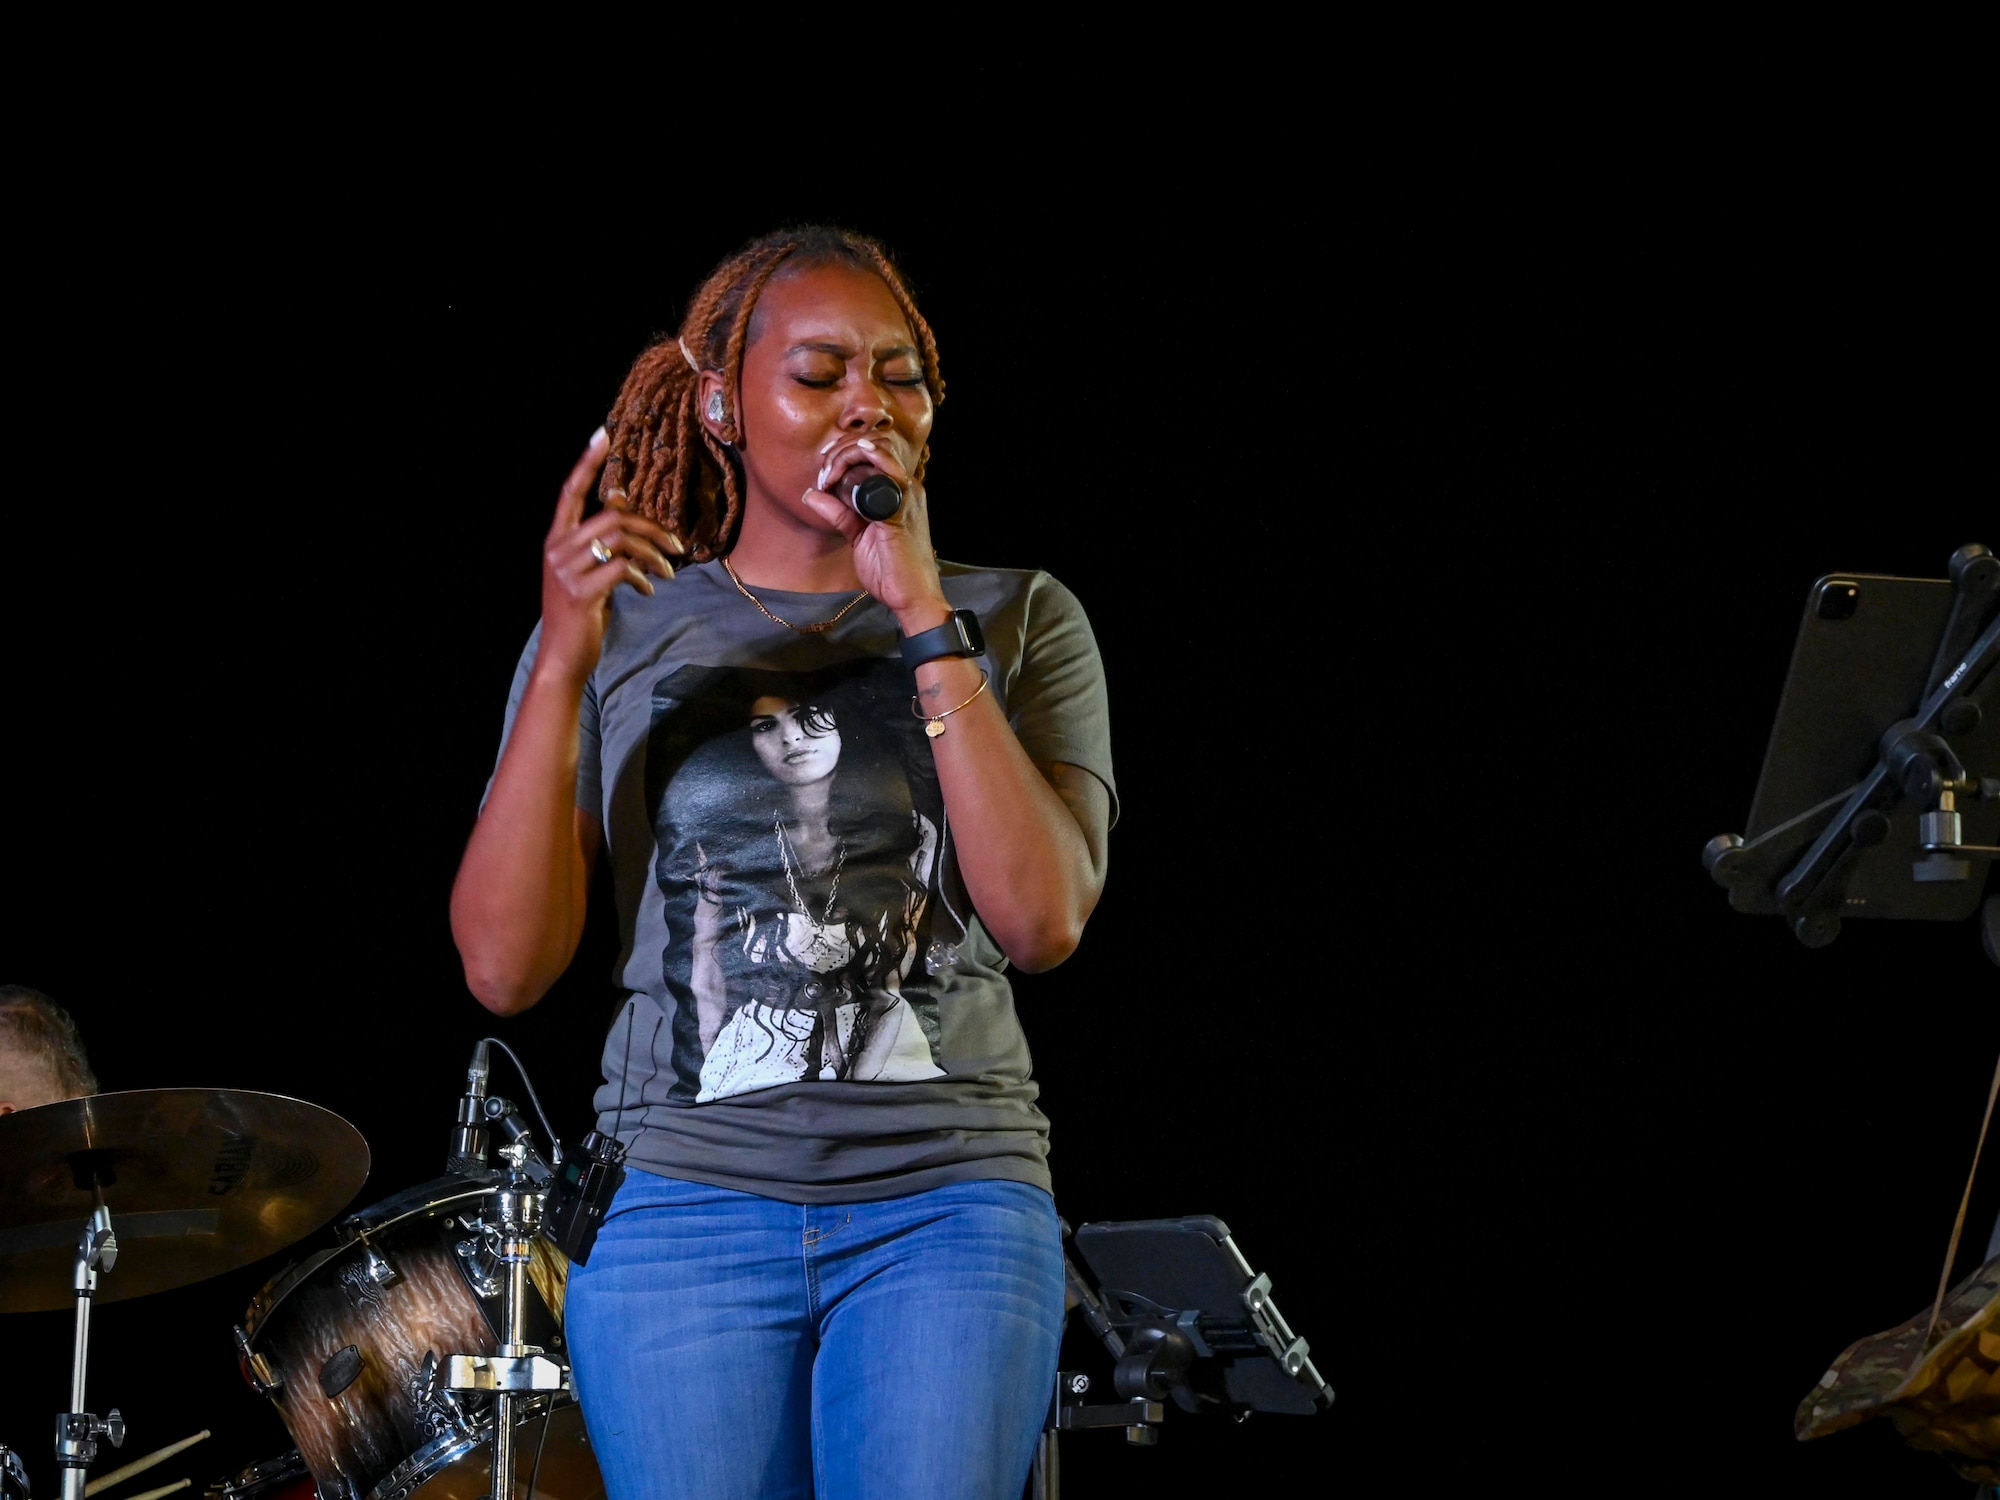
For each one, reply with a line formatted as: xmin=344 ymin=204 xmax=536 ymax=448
xmin=842 ymin=469 xmax=902 ymax=522
xmin=446 ymin=1039 xmax=492 ymax=1176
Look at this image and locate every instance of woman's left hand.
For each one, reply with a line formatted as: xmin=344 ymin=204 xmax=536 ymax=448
xmin=799 ymin=435 xmax=950 ymax=626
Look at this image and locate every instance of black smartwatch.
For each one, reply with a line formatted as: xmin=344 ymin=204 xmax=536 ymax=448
xmin=899 ymin=608 xmax=984 ymax=670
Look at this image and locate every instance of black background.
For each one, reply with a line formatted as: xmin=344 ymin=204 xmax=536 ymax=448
xmin=3 ymin=148 xmax=1995 ymax=1499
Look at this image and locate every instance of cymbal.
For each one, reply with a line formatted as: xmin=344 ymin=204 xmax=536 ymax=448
xmin=0 ymin=1088 xmax=370 ymax=1313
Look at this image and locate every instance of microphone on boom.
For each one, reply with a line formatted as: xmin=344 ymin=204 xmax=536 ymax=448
xmin=447 ymin=1039 xmax=492 ymax=1175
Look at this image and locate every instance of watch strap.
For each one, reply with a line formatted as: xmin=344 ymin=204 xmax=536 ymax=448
xmin=899 ymin=609 xmax=984 ymax=670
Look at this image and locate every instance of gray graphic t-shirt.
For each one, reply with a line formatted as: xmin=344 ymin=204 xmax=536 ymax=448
xmin=492 ymin=560 xmax=1114 ymax=1204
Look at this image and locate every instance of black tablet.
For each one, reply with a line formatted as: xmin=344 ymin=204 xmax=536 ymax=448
xmin=1730 ymin=570 xmax=1998 ymax=923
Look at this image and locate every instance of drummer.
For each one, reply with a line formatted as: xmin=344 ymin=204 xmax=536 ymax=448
xmin=0 ymin=984 xmax=97 ymax=1114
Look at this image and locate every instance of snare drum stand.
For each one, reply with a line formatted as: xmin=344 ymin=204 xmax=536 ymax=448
xmin=55 ymin=1204 xmax=124 ymax=1500
xmin=445 ymin=1140 xmax=567 ymax=1500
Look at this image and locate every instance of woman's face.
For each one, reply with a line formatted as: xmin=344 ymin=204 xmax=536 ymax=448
xmin=749 ymin=695 xmax=842 ymax=787
xmin=732 ymin=262 xmax=934 ymax=529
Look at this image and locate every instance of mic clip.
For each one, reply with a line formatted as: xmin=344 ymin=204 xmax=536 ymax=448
xmin=482 ymin=1095 xmax=553 ymax=1187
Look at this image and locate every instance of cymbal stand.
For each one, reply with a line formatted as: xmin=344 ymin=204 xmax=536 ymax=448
xmin=55 ymin=1204 xmax=124 ymax=1500
xmin=445 ymin=1138 xmax=566 ymax=1500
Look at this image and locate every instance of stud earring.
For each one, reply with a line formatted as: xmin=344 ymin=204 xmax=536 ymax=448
xmin=705 ymin=392 xmax=725 ymax=424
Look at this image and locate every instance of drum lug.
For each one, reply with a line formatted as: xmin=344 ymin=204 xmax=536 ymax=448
xmin=359 ymin=1233 xmax=400 ymax=1290
xmin=410 ymin=1349 xmax=480 ymax=1442
xmin=336 ymin=1255 xmax=391 ymax=1313
xmin=234 ymin=1323 xmax=282 ymax=1397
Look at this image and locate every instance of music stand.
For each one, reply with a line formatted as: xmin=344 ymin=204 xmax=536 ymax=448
xmin=1704 ymin=543 xmax=2000 ymax=963
xmin=1029 ymin=1216 xmax=1330 ymax=1499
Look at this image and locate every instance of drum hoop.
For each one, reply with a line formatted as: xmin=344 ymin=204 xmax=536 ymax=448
xmin=337 ymin=1175 xmax=496 ymax=1243
xmin=362 ymin=1397 xmax=577 ymax=1500
xmin=364 ymin=1429 xmax=483 ymax=1500
xmin=218 ymin=1448 xmax=310 ymax=1497
xmin=243 ymin=1176 xmax=494 ymax=1344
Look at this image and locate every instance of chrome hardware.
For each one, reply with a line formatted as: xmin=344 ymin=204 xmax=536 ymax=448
xmin=336 ymin=1256 xmax=388 ymax=1312
xmin=235 ymin=1322 xmax=281 ymax=1396
xmin=360 ymin=1236 xmax=399 ymax=1288
xmin=407 ymin=1350 xmax=477 ymax=1442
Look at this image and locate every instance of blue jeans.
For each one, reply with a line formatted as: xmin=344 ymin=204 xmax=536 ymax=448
xmin=563 ymin=1170 xmax=1065 ymax=1500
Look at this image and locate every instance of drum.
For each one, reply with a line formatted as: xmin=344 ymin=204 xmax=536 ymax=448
xmin=239 ymin=1176 xmax=600 ymax=1500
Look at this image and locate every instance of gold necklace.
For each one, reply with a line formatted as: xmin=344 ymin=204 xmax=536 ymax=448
xmin=720 ymin=556 xmax=872 ymax=635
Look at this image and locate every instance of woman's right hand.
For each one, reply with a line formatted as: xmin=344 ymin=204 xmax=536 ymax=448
xmin=454 ymin=428 xmax=680 ymax=1015
xmin=536 ymin=429 xmax=684 ymax=679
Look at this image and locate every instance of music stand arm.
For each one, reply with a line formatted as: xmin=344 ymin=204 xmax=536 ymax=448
xmin=1924 ymin=545 xmax=2000 ymax=699
xmin=1061 ymin=1237 xmax=1126 ymax=1361
xmin=1774 ymin=613 xmax=2000 ymax=940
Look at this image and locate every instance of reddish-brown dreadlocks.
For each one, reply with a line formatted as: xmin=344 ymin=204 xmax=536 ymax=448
xmin=600 ymin=227 xmax=945 ymax=562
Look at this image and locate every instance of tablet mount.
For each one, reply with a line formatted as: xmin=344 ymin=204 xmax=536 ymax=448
xmin=1029 ymin=1216 xmax=1330 ymax=1499
xmin=1704 ymin=543 xmax=2000 ymax=963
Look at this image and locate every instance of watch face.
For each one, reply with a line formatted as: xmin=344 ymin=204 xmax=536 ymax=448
xmin=956 ymin=611 xmax=985 ymax=653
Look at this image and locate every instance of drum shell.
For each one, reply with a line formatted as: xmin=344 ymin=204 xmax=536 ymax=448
xmin=240 ymin=1177 xmax=571 ymax=1499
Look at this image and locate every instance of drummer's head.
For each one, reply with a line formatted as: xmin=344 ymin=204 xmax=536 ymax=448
xmin=0 ymin=984 xmax=96 ymax=1113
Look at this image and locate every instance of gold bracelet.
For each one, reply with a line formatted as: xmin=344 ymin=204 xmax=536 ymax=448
xmin=912 ymin=669 xmax=989 ymax=739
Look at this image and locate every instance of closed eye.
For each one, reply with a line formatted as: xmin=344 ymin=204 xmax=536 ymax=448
xmin=793 ymin=374 xmax=924 ymax=390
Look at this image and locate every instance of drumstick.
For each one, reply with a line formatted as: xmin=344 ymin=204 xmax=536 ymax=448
xmin=82 ymin=1430 xmax=209 ymax=1496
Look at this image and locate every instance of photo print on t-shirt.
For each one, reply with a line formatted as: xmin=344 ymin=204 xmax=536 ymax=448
xmin=645 ymin=659 xmax=961 ymax=1103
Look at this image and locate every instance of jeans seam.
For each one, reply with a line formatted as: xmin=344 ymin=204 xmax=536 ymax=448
xmin=802 ymin=1205 xmax=822 ymax=1323
xmin=804 ymin=1204 xmax=825 ymax=1494
xmin=810 ymin=1379 xmax=828 ymax=1498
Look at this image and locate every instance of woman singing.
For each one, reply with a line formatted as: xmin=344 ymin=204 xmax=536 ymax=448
xmin=450 ymin=226 xmax=1115 ymax=1500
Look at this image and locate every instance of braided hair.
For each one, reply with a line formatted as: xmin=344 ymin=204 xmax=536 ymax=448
xmin=600 ymin=226 xmax=945 ymax=562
